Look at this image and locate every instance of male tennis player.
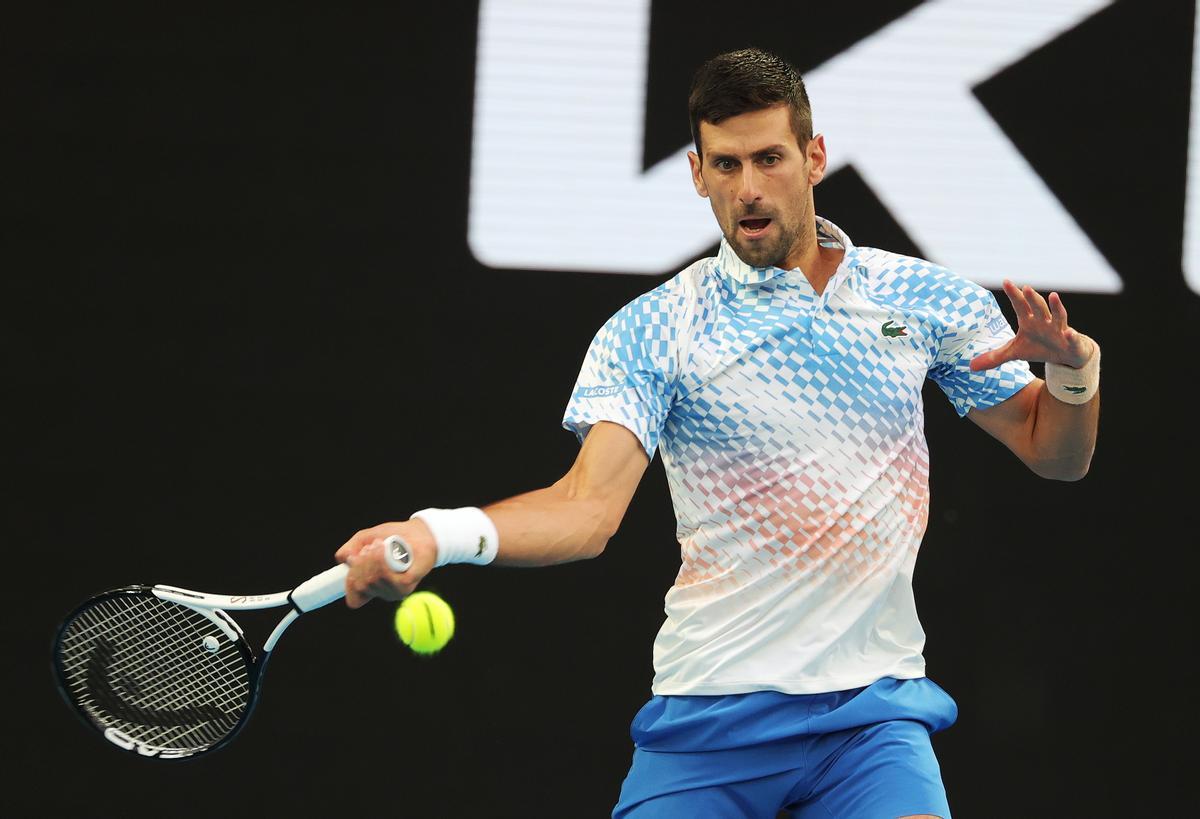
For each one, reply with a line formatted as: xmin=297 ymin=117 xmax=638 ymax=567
xmin=337 ymin=48 xmax=1100 ymax=818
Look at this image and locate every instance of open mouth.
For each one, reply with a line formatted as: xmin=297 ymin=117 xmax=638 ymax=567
xmin=738 ymin=218 xmax=772 ymax=237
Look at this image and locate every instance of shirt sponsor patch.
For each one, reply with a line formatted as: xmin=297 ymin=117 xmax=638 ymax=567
xmin=576 ymin=384 xmax=624 ymax=398
xmin=987 ymin=314 xmax=1008 ymax=335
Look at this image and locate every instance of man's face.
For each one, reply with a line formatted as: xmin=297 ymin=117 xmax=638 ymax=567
xmin=688 ymin=105 xmax=826 ymax=269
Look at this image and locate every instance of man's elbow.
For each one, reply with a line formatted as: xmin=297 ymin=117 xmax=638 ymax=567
xmin=581 ymin=536 xmax=610 ymax=560
xmin=1029 ymin=452 xmax=1094 ymax=482
xmin=1038 ymin=465 xmax=1090 ymax=482
xmin=581 ymin=509 xmax=623 ymax=559
xmin=580 ymin=501 xmax=628 ymax=557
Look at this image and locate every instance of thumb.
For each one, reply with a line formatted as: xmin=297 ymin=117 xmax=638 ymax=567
xmin=970 ymin=340 xmax=1015 ymax=372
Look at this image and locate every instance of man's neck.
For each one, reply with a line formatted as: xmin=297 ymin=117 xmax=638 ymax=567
xmin=782 ymin=229 xmax=842 ymax=296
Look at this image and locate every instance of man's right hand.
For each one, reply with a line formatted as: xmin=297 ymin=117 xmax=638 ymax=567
xmin=335 ymin=519 xmax=438 ymax=609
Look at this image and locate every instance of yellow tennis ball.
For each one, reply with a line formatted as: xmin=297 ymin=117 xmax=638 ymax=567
xmin=393 ymin=591 xmax=455 ymax=655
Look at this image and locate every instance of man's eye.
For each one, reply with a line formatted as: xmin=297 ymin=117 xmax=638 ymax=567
xmin=761 ymin=155 xmax=780 ymax=166
xmin=715 ymin=159 xmax=735 ymax=171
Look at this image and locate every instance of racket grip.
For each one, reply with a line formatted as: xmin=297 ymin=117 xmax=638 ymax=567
xmin=290 ymin=564 xmax=350 ymax=612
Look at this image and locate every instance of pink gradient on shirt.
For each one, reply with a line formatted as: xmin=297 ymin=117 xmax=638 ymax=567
xmin=673 ymin=442 xmax=930 ymax=592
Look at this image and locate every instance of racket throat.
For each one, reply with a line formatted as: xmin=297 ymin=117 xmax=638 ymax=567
xmin=264 ymin=610 xmax=300 ymax=652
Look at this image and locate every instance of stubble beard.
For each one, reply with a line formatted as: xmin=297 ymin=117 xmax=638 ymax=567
xmin=724 ymin=212 xmax=800 ymax=269
xmin=722 ymin=187 xmax=812 ymax=270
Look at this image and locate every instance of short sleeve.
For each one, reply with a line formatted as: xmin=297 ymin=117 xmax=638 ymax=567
xmin=928 ymin=277 xmax=1034 ymax=417
xmin=562 ymin=292 xmax=677 ymax=459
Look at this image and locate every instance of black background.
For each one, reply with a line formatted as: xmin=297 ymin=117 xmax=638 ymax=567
xmin=6 ymin=1 xmax=1198 ymax=816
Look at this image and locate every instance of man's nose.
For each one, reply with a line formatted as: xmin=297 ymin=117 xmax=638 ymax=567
xmin=737 ymin=166 xmax=762 ymax=205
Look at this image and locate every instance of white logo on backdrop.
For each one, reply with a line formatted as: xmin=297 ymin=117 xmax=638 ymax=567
xmin=1186 ymin=0 xmax=1200 ymax=295
xmin=470 ymin=0 xmax=1130 ymax=293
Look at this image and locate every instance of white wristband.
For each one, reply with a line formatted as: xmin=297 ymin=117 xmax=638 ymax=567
xmin=411 ymin=507 xmax=500 ymax=567
xmin=1045 ymin=341 xmax=1100 ymax=405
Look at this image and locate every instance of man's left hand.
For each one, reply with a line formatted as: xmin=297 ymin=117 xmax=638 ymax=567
xmin=970 ymin=279 xmax=1096 ymax=372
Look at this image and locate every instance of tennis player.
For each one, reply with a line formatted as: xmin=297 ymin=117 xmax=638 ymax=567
xmin=337 ymin=48 xmax=1100 ymax=818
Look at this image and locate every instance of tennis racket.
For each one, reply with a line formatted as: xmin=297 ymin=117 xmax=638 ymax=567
xmin=52 ymin=535 xmax=414 ymax=760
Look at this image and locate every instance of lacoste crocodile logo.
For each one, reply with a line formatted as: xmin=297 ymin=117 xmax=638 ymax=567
xmin=1062 ymin=385 xmax=1088 ymax=394
xmin=477 ymin=536 xmax=487 ymax=557
xmin=881 ymin=320 xmax=908 ymax=338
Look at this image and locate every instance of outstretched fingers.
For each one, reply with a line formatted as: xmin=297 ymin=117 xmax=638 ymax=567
xmin=1048 ymin=291 xmax=1069 ymax=331
xmin=1025 ymin=285 xmax=1052 ymax=322
xmin=1002 ymin=279 xmax=1032 ymax=318
xmin=1004 ymin=279 xmax=1055 ymax=325
xmin=992 ymin=282 xmax=1088 ymax=367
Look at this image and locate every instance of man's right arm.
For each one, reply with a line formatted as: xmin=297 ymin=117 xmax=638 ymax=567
xmin=336 ymin=421 xmax=650 ymax=608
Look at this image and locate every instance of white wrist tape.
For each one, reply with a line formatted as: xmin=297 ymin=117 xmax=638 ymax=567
xmin=1045 ymin=342 xmax=1100 ymax=405
xmin=411 ymin=507 xmax=500 ymax=567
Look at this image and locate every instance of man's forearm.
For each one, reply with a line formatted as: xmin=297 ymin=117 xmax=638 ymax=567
xmin=337 ymin=478 xmax=619 ymax=607
xmin=337 ymin=422 xmax=647 ymax=607
xmin=1027 ymin=382 xmax=1100 ymax=481
xmin=483 ymin=479 xmax=619 ymax=566
xmin=478 ymin=422 xmax=648 ymax=566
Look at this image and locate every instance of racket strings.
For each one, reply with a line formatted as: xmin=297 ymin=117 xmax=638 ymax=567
xmin=56 ymin=594 xmax=252 ymax=753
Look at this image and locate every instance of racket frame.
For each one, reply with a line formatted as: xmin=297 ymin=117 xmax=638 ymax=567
xmin=52 ymin=563 xmax=349 ymax=761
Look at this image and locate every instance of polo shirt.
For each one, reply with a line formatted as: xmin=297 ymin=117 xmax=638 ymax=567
xmin=563 ymin=217 xmax=1032 ymax=695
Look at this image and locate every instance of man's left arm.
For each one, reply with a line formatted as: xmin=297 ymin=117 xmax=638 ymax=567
xmin=965 ymin=280 xmax=1100 ymax=481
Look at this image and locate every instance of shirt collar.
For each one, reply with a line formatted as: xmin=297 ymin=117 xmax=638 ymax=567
xmin=716 ymin=215 xmax=859 ymax=288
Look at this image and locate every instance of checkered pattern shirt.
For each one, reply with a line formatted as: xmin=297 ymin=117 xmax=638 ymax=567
xmin=563 ymin=217 xmax=1032 ymax=695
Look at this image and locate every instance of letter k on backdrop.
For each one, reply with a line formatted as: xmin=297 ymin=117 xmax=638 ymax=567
xmin=469 ymin=0 xmax=1160 ymax=294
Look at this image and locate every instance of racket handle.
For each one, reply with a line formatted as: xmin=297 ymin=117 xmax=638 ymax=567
xmin=290 ymin=564 xmax=350 ymax=612
xmin=383 ymin=535 xmax=413 ymax=573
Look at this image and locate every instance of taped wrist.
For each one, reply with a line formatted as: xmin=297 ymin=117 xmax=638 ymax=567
xmin=1045 ymin=341 xmax=1100 ymax=405
xmin=411 ymin=507 xmax=500 ymax=567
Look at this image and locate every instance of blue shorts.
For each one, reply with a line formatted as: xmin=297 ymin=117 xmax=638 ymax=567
xmin=612 ymin=677 xmax=957 ymax=819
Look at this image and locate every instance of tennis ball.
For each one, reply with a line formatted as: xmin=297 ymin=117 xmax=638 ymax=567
xmin=393 ymin=591 xmax=455 ymax=655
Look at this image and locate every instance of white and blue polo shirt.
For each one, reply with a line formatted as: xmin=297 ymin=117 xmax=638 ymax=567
xmin=563 ymin=217 xmax=1032 ymax=696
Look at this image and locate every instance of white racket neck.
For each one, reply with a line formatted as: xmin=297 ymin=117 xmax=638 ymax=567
xmin=152 ymin=564 xmax=350 ymax=652
xmin=152 ymin=564 xmax=349 ymax=612
xmin=153 ymin=586 xmax=292 ymax=610
xmin=264 ymin=611 xmax=299 ymax=653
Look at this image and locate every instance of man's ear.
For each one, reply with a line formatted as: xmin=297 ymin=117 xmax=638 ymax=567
xmin=807 ymin=134 xmax=828 ymax=186
xmin=688 ymin=151 xmax=709 ymax=198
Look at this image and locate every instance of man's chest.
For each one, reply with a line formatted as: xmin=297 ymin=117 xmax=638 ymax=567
xmin=668 ymin=287 xmax=936 ymax=443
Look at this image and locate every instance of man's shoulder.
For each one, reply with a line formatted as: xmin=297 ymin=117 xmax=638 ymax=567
xmin=612 ymin=256 xmax=714 ymax=318
xmin=654 ymin=255 xmax=714 ymax=298
xmin=855 ymin=246 xmax=950 ymax=283
xmin=854 ymin=246 xmax=991 ymax=304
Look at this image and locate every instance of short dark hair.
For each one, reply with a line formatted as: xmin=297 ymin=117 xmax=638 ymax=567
xmin=688 ymin=48 xmax=813 ymax=158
